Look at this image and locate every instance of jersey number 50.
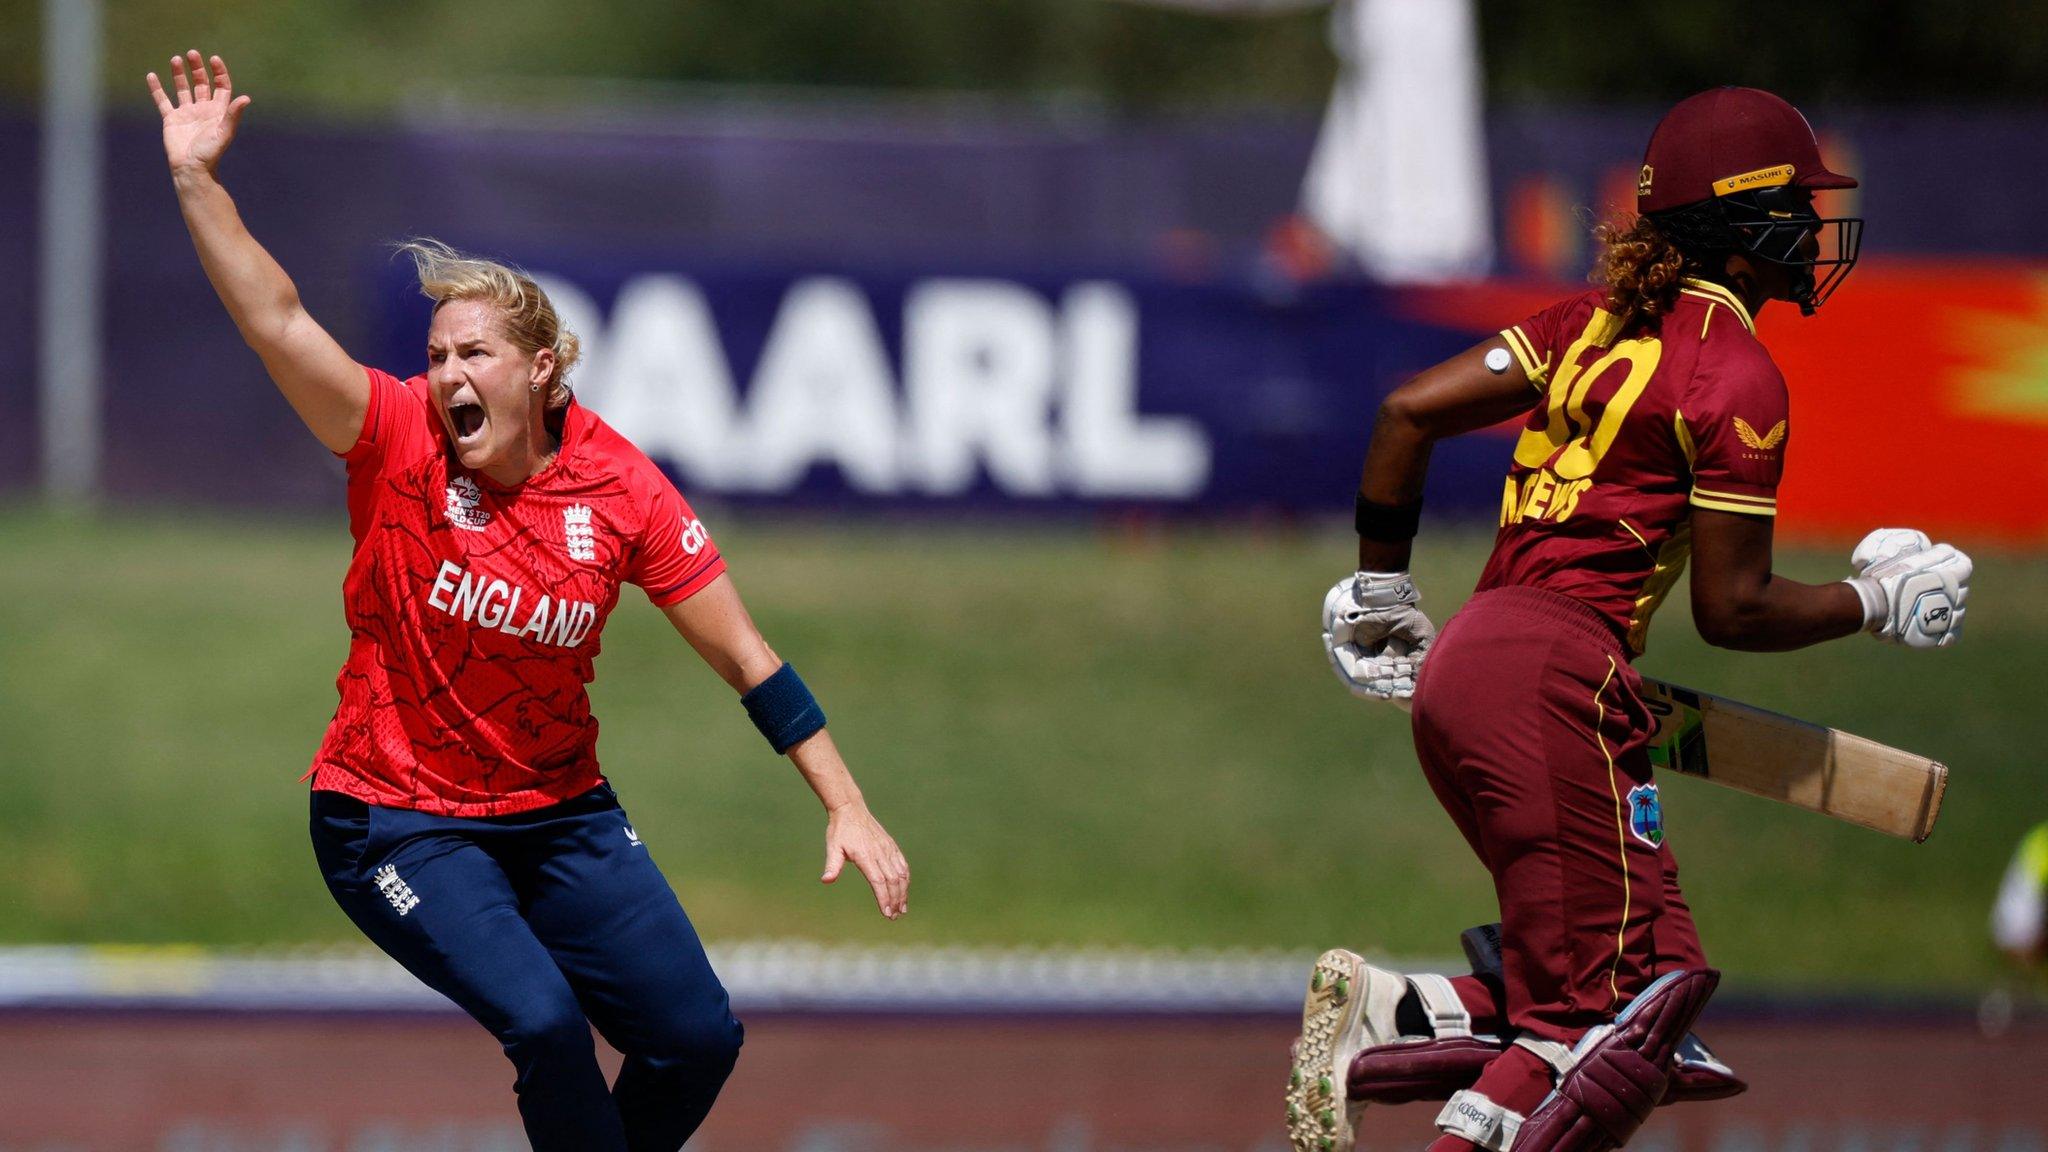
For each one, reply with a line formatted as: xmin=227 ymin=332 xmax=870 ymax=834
xmin=1512 ymin=319 xmax=1665 ymax=483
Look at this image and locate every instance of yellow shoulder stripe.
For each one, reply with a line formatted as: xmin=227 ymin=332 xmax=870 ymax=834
xmin=1673 ymin=411 xmax=1697 ymax=466
xmin=1500 ymin=326 xmax=1551 ymax=386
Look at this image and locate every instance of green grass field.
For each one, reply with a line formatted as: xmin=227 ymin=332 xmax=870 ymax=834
xmin=1 ymin=506 xmax=2042 ymax=993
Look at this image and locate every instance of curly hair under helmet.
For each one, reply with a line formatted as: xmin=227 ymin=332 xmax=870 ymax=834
xmin=397 ymin=239 xmax=582 ymax=409
xmin=1590 ymin=214 xmax=1701 ymax=330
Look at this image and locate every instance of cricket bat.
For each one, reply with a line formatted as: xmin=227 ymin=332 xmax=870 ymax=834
xmin=1640 ymin=679 xmax=1948 ymax=843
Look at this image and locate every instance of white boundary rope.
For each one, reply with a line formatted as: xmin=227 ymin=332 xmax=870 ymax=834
xmin=0 ymin=943 xmax=1455 ymax=1015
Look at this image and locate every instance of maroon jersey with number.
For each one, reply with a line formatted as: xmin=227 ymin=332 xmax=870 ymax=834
xmin=1476 ymin=277 xmax=1788 ymax=654
xmin=308 ymin=368 xmax=725 ymax=815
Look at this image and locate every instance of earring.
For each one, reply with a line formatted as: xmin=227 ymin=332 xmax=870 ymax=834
xmin=530 ymin=383 xmax=541 ymax=393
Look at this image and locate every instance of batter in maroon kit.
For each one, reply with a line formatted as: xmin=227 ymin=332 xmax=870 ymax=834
xmin=1285 ymin=89 xmax=1973 ymax=1152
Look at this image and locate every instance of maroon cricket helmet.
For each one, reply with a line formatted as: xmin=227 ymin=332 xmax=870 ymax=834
xmin=1636 ymin=87 xmax=1856 ymax=215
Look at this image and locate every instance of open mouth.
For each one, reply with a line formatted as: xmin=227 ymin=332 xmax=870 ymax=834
xmin=448 ymin=401 xmax=486 ymax=443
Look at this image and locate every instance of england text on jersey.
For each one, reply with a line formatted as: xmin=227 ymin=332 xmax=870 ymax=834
xmin=309 ymin=369 xmax=726 ymax=816
xmin=425 ymin=560 xmax=600 ymax=648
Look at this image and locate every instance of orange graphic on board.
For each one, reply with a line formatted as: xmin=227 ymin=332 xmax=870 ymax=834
xmin=1402 ymin=261 xmax=2048 ymax=545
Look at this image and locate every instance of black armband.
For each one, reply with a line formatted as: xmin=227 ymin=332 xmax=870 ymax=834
xmin=1354 ymin=494 xmax=1424 ymax=542
xmin=740 ymin=663 xmax=827 ymax=754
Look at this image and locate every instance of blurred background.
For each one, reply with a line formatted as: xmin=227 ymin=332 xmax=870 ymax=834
xmin=4 ymin=0 xmax=2047 ymax=1148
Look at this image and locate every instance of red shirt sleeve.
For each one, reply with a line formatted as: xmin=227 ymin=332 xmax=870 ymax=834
xmin=341 ymin=368 xmax=438 ymax=541
xmin=627 ymin=464 xmax=727 ymax=607
xmin=1680 ymin=352 xmax=1789 ymax=517
xmin=1499 ymin=293 xmax=1593 ymax=390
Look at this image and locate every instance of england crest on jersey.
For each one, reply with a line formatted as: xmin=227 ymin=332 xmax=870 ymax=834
xmin=564 ymin=504 xmax=597 ymax=562
xmin=445 ymin=476 xmax=491 ymax=531
xmin=1627 ymin=783 xmax=1664 ymax=847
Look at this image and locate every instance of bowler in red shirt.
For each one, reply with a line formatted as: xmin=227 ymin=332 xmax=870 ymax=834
xmin=152 ymin=50 xmax=909 ymax=1151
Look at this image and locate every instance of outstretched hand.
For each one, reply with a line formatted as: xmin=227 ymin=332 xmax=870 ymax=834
xmin=821 ymin=802 xmax=910 ymax=920
xmin=146 ymin=51 xmax=249 ymax=176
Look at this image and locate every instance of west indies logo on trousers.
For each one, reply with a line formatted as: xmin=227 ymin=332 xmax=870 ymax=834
xmin=1627 ymin=783 xmax=1664 ymax=847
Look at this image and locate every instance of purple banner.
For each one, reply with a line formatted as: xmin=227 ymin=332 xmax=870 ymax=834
xmin=7 ymin=100 xmax=2043 ymax=511
xmin=373 ymin=255 xmax=1495 ymax=516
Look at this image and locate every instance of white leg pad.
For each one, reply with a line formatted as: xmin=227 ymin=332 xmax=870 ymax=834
xmin=1408 ymin=973 xmax=1474 ymax=1039
xmin=1436 ymin=1089 xmax=1524 ymax=1151
xmin=1512 ymin=1035 xmax=1574 ymax=1080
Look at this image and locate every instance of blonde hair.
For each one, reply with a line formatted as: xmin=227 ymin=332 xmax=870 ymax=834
xmin=398 ymin=238 xmax=582 ymax=409
xmin=1590 ymin=213 xmax=1697 ymax=331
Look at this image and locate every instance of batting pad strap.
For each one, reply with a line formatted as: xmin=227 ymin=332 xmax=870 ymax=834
xmin=740 ymin=663 xmax=827 ymax=754
xmin=1436 ymin=1089 xmax=1523 ymax=1151
xmin=1513 ymin=1036 xmax=1575 ymax=1080
xmin=1408 ymin=973 xmax=1473 ymax=1039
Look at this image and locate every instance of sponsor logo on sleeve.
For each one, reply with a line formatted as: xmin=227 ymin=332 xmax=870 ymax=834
xmin=1733 ymin=417 xmax=1787 ymax=452
xmin=679 ymin=518 xmax=709 ymax=556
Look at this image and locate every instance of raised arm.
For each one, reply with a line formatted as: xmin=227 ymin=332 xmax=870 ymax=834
xmin=660 ymin=575 xmax=909 ymax=920
xmin=147 ymin=51 xmax=365 ymax=454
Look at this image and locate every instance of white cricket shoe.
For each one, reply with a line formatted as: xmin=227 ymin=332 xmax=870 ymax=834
xmin=1284 ymin=949 xmax=1407 ymax=1152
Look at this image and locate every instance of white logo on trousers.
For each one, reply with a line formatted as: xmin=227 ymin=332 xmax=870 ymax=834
xmin=373 ymin=864 xmax=421 ymax=916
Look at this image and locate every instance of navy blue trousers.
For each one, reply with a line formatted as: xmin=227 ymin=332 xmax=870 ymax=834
xmin=311 ymin=784 xmax=743 ymax=1152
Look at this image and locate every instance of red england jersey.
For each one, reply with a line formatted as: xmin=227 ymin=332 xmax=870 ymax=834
xmin=308 ymin=368 xmax=726 ymax=815
xmin=1476 ymin=278 xmax=1789 ymax=655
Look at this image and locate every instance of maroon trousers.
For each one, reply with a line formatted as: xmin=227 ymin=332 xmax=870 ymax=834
xmin=1411 ymin=586 xmax=1706 ymax=1045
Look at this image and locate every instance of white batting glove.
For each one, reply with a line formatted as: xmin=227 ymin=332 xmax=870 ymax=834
xmin=1844 ymin=529 xmax=1971 ymax=648
xmin=1323 ymin=571 xmax=1437 ymax=701
xmin=1851 ymin=528 xmax=1931 ymax=572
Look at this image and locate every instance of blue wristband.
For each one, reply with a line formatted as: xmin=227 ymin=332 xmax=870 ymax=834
xmin=741 ymin=663 xmax=827 ymax=754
